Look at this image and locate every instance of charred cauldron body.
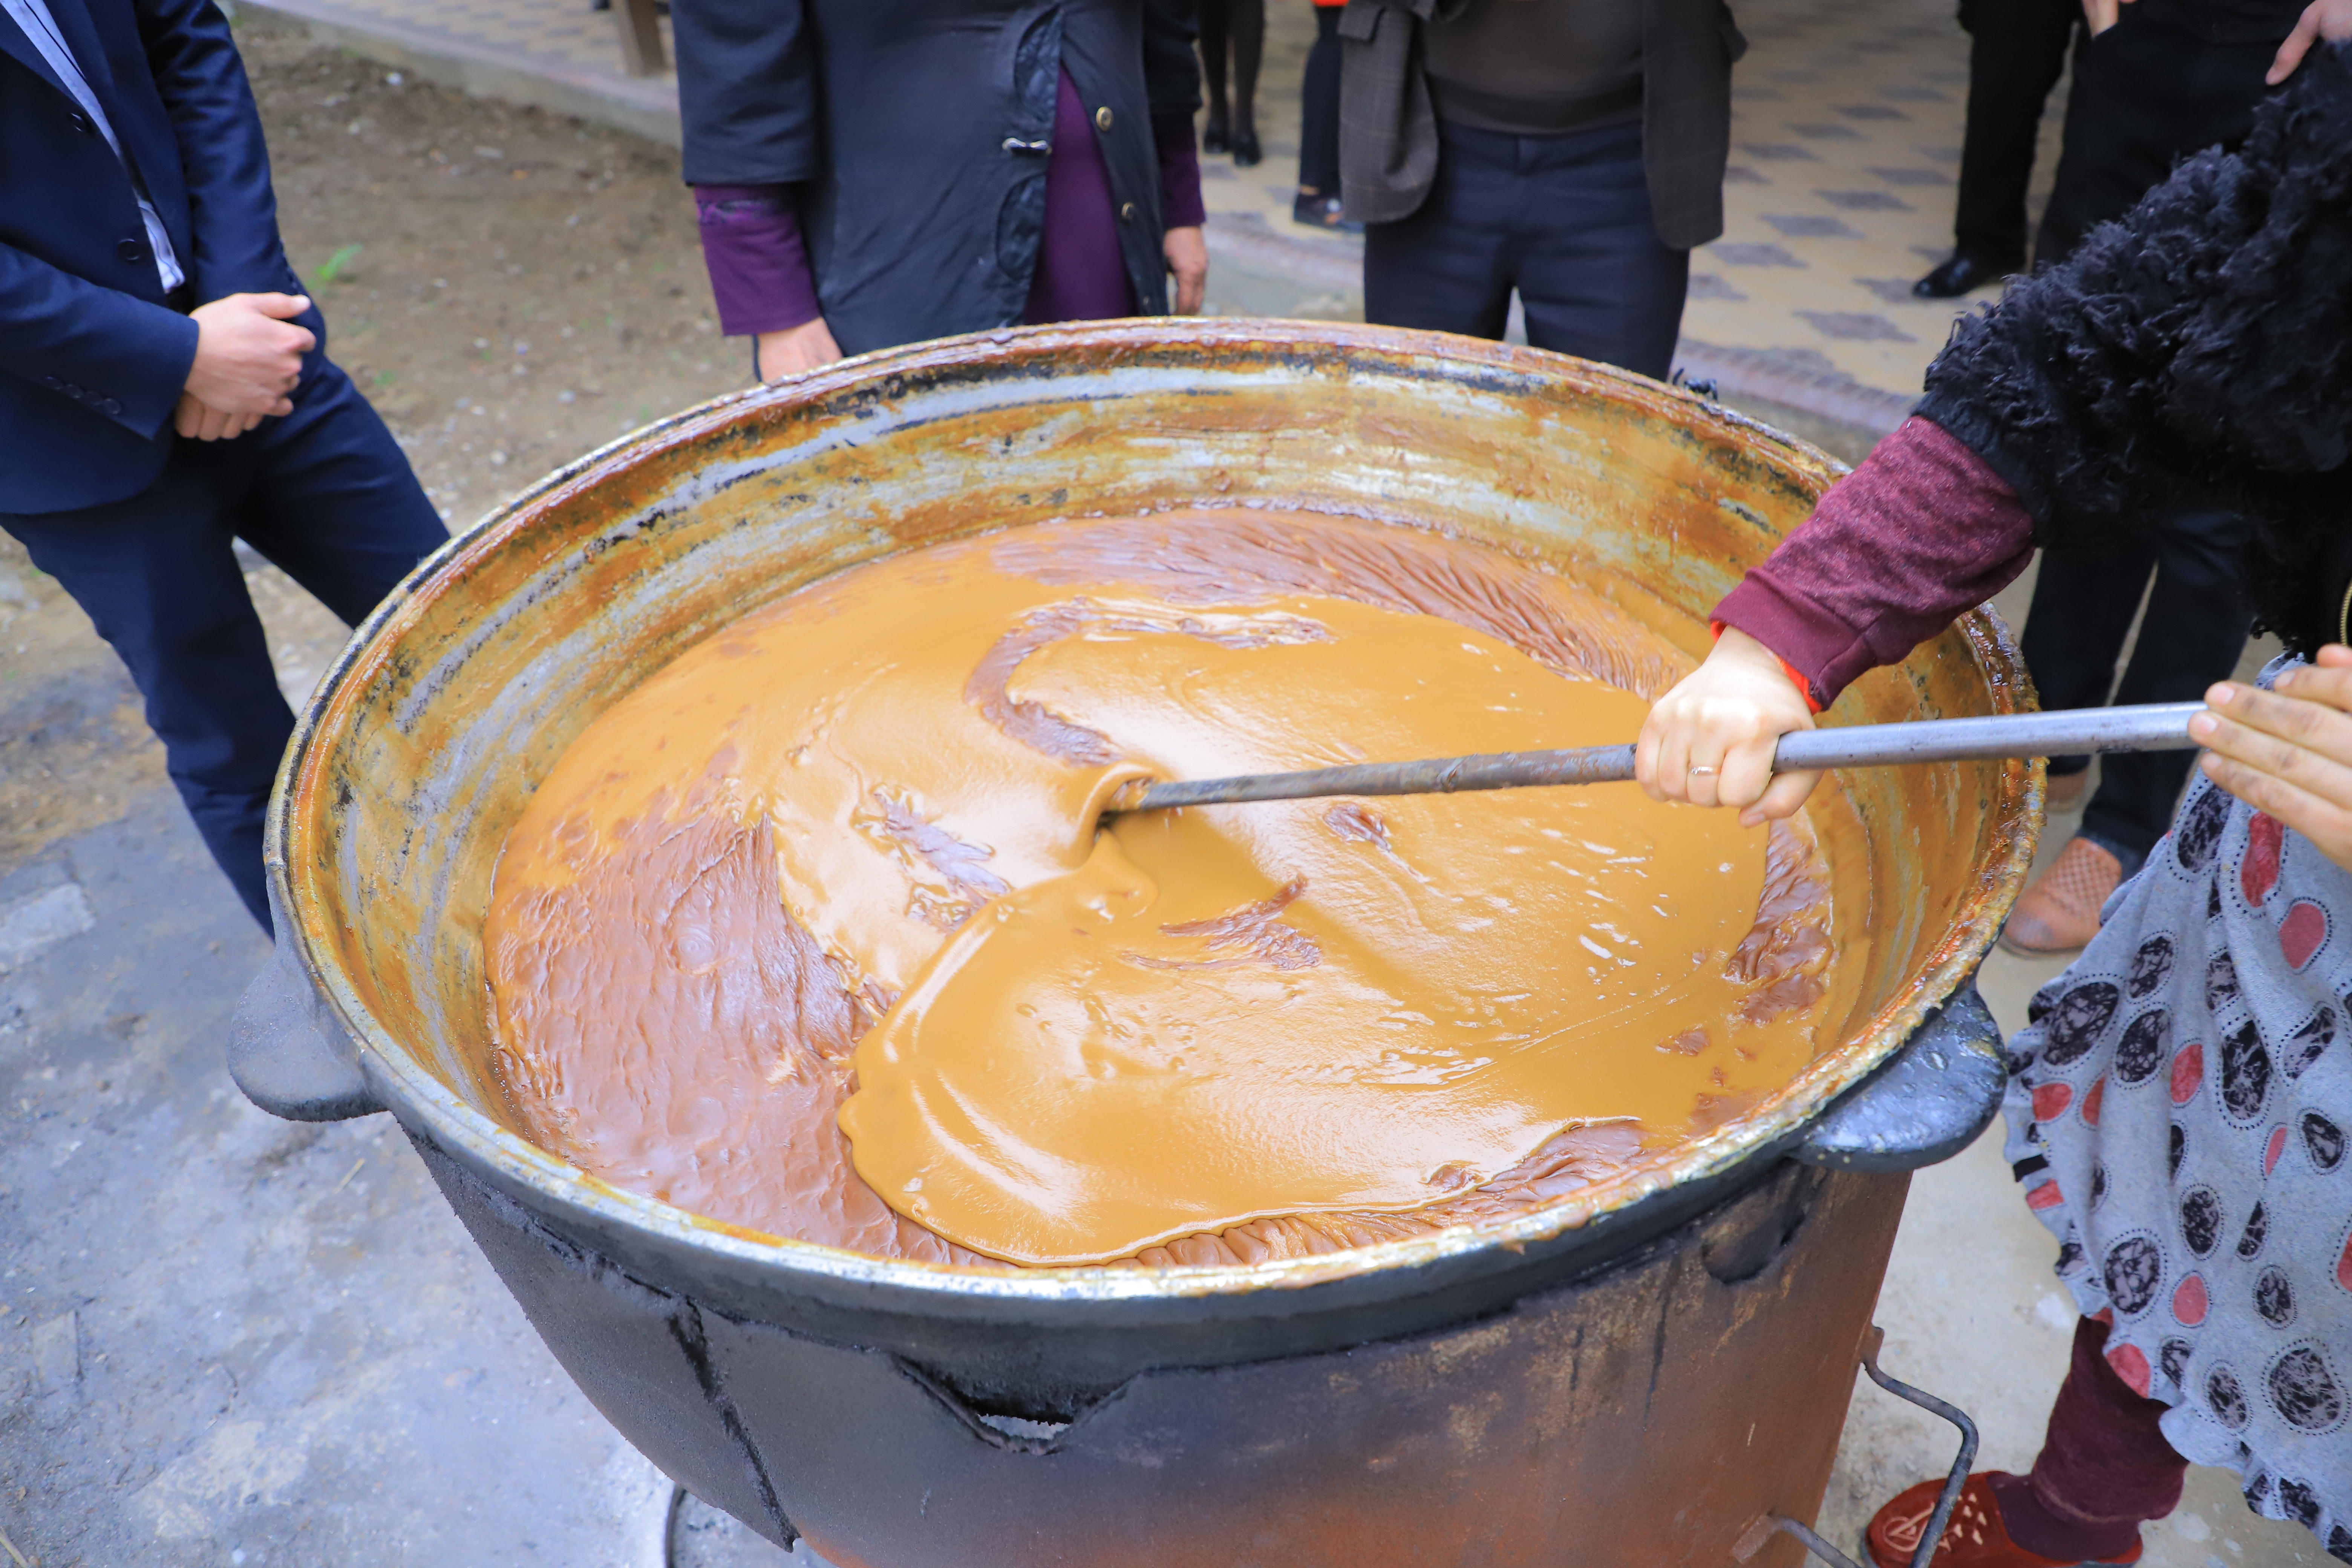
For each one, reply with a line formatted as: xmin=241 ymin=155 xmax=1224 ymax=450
xmin=229 ymin=323 xmax=2038 ymax=1567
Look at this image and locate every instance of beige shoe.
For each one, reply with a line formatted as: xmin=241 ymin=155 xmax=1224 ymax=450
xmin=2000 ymin=836 xmax=2123 ymax=956
xmin=2047 ymin=768 xmax=2090 ymax=809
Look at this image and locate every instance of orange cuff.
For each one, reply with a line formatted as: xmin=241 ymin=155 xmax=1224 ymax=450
xmin=1709 ymin=620 xmax=1826 ymax=714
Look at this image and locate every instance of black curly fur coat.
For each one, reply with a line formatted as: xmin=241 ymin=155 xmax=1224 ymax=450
xmin=1916 ymin=40 xmax=2352 ymax=654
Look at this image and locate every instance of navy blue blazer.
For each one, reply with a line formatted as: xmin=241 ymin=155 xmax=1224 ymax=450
xmin=0 ymin=0 xmax=314 ymax=514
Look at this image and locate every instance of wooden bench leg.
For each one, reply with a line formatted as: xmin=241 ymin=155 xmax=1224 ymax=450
xmin=612 ymin=0 xmax=665 ymax=77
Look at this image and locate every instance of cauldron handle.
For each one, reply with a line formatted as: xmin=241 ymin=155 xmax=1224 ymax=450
xmin=1792 ymin=978 xmax=2006 ymax=1174
xmin=228 ymin=880 xmax=384 ymax=1122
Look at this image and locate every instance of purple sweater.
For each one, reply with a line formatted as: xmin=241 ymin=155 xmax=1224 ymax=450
xmin=1712 ymin=418 xmax=2037 ymax=709
xmin=695 ymin=67 xmax=1206 ymax=340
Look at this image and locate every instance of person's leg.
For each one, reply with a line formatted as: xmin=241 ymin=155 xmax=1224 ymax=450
xmin=3 ymin=366 xmax=442 ymax=932
xmin=1951 ymin=0 xmax=2076 ymax=265
xmin=4 ymin=456 xmax=292 ymax=930
xmin=2037 ymin=17 xmax=2274 ymax=267
xmin=1228 ymin=0 xmax=1264 ymax=161
xmin=1999 ymin=1317 xmax=2189 ymax=1555
xmin=1199 ymin=0 xmax=1232 ymax=147
xmin=1362 ymin=122 xmax=1517 ymax=341
xmin=2018 ymin=540 xmax=2157 ymax=759
xmin=2001 ymin=542 xmax=2162 ymax=951
xmin=229 ymin=363 xmax=447 ymax=626
xmin=1510 ymin=119 xmax=1689 ymax=381
xmin=1296 ymin=6 xmax=1344 ymax=216
xmin=1866 ymin=1321 xmax=2185 ymax=1568
xmin=2076 ymin=507 xmax=2250 ymax=874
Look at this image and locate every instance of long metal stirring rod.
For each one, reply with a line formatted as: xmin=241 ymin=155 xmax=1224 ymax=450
xmin=1116 ymin=702 xmax=2209 ymax=814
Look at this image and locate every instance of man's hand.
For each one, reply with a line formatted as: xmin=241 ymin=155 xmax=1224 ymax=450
xmin=1636 ymin=626 xmax=1821 ymax=825
xmin=2191 ymin=646 xmax=2352 ymax=871
xmin=173 ymin=392 xmax=264 ymax=442
xmin=2269 ymin=0 xmax=2352 ymax=81
xmin=183 ymin=292 xmax=314 ymax=421
xmin=755 ymin=317 xmax=844 ymax=383
xmin=1165 ymin=225 xmax=1208 ymax=315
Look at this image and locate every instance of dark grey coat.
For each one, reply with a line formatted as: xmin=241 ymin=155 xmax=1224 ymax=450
xmin=674 ymin=0 xmax=1198 ymax=357
xmin=1335 ymin=0 xmax=1747 ymax=250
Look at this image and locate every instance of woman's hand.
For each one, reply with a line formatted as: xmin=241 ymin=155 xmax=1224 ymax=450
xmin=2191 ymin=645 xmax=2352 ymax=870
xmin=2082 ymin=0 xmax=2132 ymax=35
xmin=755 ymin=317 xmax=844 ymax=383
xmin=1636 ymin=626 xmax=1821 ymax=826
xmin=2269 ymin=0 xmax=2352 ymax=83
xmin=1164 ymin=225 xmax=1208 ymax=315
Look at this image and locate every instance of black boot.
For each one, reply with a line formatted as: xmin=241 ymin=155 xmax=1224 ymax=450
xmin=1231 ymin=129 xmax=1262 ymax=167
xmin=1203 ymin=116 xmax=1231 ymax=155
xmin=1913 ymin=252 xmax=2020 ymax=299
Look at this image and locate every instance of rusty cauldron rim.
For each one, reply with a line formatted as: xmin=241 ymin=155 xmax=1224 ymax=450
xmin=261 ymin=318 xmax=2040 ymax=1314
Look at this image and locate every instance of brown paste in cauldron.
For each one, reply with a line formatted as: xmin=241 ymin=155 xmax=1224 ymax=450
xmin=482 ymin=510 xmax=1851 ymax=1267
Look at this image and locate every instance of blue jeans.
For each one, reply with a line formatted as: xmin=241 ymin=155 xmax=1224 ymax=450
xmin=1362 ymin=117 xmax=1689 ymax=381
xmin=5 ymin=360 xmax=446 ymax=931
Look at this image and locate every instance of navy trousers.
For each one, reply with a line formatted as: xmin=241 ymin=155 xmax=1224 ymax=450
xmin=4 ymin=361 xmax=446 ymax=933
xmin=1362 ymin=118 xmax=1690 ymax=381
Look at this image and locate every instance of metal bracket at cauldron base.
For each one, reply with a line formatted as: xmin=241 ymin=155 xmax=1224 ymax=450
xmin=1732 ymin=1325 xmax=1979 ymax=1568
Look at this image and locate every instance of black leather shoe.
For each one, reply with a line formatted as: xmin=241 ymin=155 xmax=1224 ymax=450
xmin=1231 ymin=130 xmax=1262 ymax=167
xmin=1202 ymin=118 xmax=1231 ymax=155
xmin=1913 ymin=253 xmax=2018 ymax=299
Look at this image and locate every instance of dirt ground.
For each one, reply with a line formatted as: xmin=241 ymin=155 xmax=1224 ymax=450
xmin=0 ymin=9 xmax=744 ymax=877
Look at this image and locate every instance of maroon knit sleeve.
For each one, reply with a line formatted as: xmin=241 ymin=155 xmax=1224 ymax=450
xmin=1153 ymin=112 xmax=1206 ymax=229
xmin=1712 ymin=417 xmax=2037 ymax=708
xmin=693 ymin=184 xmax=823 ymax=338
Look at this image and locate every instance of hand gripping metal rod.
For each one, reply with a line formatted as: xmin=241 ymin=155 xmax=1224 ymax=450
xmin=1118 ymin=702 xmax=2205 ymax=814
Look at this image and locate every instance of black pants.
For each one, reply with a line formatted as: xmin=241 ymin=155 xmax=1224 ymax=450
xmin=1298 ymin=5 xmax=1342 ymax=196
xmin=2016 ymin=14 xmax=2277 ymax=874
xmin=2021 ymin=508 xmax=2251 ymax=874
xmin=2036 ymin=11 xmax=2280 ymax=264
xmin=1950 ymin=0 xmax=2079 ymax=265
xmin=1198 ymin=0 xmax=1264 ymax=136
xmin=1363 ymin=119 xmax=1689 ymax=381
xmin=4 ymin=361 xmax=446 ymax=932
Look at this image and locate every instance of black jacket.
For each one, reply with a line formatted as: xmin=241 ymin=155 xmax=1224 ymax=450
xmin=1916 ymin=43 xmax=2352 ymax=653
xmin=674 ymin=0 xmax=1198 ymax=357
xmin=0 ymin=0 xmax=317 ymax=513
xmin=1335 ymin=0 xmax=1747 ymax=249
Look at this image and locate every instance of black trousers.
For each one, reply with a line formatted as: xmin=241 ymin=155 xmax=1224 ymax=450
xmin=4 ymin=361 xmax=446 ymax=933
xmin=1363 ymin=118 xmax=1689 ymax=381
xmin=2035 ymin=11 xmax=2280 ymax=264
xmin=1950 ymin=0 xmax=2079 ymax=265
xmin=2016 ymin=14 xmax=2278 ymax=874
xmin=2021 ymin=508 xmax=2251 ymax=874
xmin=1298 ymin=5 xmax=1342 ymax=196
xmin=1198 ymin=0 xmax=1265 ymax=135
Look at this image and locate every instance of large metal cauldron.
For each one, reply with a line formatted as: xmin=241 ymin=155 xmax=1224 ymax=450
xmin=230 ymin=322 xmax=2038 ymax=1566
